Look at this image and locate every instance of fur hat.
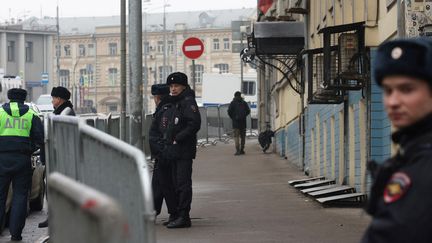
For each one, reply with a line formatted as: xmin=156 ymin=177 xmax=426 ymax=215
xmin=51 ymin=86 xmax=71 ymax=100
xmin=7 ymin=88 xmax=27 ymax=102
xmin=166 ymin=72 xmax=188 ymax=86
xmin=151 ymin=84 xmax=170 ymax=96
xmin=234 ymin=91 xmax=242 ymax=98
xmin=374 ymin=38 xmax=432 ymax=86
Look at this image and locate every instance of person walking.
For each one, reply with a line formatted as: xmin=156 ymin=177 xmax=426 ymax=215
xmin=160 ymin=72 xmax=201 ymax=228
xmin=0 ymin=88 xmax=44 ymax=241
xmin=38 ymin=86 xmax=75 ymax=229
xmin=228 ymin=91 xmax=250 ymax=155
xmin=362 ymin=38 xmax=432 ymax=242
xmin=149 ymin=84 xmax=178 ymax=226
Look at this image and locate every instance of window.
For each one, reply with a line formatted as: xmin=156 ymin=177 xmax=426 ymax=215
xmin=59 ymin=69 xmax=70 ymax=87
xmin=79 ymin=44 xmax=86 ymax=56
xmin=88 ymin=44 xmax=95 ymax=56
xmin=55 ymin=44 xmax=61 ymax=58
xmin=213 ymin=38 xmax=220 ymax=50
xmin=242 ymin=81 xmax=256 ymax=96
xmin=87 ymin=64 xmax=94 ymax=85
xmin=109 ymin=43 xmax=117 ymax=56
xmin=143 ymin=42 xmax=150 ymax=54
xmin=168 ymin=40 xmax=174 ymax=54
xmin=64 ymin=45 xmax=71 ymax=56
xmin=158 ymin=66 xmax=173 ymax=83
xmin=107 ymin=103 xmax=118 ymax=112
xmin=157 ymin=41 xmax=164 ymax=53
xmin=223 ymin=38 xmax=230 ymax=50
xmin=108 ymin=68 xmax=118 ymax=85
xmin=25 ymin=42 xmax=33 ymax=62
xmin=79 ymin=68 xmax=87 ymax=86
xmin=214 ymin=63 xmax=229 ymax=73
xmin=7 ymin=41 xmax=15 ymax=62
xmin=189 ymin=64 xmax=204 ymax=83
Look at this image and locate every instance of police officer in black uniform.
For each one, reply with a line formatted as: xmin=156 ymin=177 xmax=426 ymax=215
xmin=0 ymin=88 xmax=44 ymax=241
xmin=159 ymin=72 xmax=201 ymax=228
xmin=362 ymin=38 xmax=432 ymax=242
xmin=149 ymin=84 xmax=178 ymax=225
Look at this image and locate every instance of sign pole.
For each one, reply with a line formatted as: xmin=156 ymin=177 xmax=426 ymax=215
xmin=192 ymin=59 xmax=196 ymax=91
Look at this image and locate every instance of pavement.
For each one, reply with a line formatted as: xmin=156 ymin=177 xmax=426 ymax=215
xmin=156 ymin=139 xmax=371 ymax=243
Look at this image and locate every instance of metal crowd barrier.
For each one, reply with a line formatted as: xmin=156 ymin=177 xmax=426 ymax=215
xmin=46 ymin=114 xmax=155 ymax=243
xmin=48 ymin=172 xmax=125 ymax=243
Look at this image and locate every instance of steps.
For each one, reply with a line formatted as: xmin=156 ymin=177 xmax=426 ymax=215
xmin=289 ymin=176 xmax=367 ymax=207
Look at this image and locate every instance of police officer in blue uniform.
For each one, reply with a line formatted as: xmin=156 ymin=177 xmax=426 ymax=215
xmin=149 ymin=84 xmax=178 ymax=225
xmin=0 ymin=88 xmax=44 ymax=241
xmin=362 ymin=38 xmax=432 ymax=242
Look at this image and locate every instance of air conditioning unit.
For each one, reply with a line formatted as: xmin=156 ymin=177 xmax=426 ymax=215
xmin=287 ymin=0 xmax=307 ymax=14
xmin=338 ymin=33 xmax=358 ymax=76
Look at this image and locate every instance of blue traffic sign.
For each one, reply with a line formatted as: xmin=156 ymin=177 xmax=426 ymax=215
xmin=41 ymin=72 xmax=49 ymax=84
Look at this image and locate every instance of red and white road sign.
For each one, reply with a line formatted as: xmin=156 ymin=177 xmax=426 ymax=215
xmin=182 ymin=37 xmax=204 ymax=59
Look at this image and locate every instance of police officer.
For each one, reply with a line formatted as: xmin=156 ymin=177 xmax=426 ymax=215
xmin=362 ymin=38 xmax=432 ymax=242
xmin=149 ymin=84 xmax=178 ymax=225
xmin=0 ymin=88 xmax=44 ymax=241
xmin=160 ymin=72 xmax=201 ymax=228
xmin=38 ymin=86 xmax=75 ymax=229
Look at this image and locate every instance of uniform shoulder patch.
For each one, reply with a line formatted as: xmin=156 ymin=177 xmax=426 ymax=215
xmin=383 ymin=172 xmax=411 ymax=204
xmin=190 ymin=105 xmax=197 ymax=113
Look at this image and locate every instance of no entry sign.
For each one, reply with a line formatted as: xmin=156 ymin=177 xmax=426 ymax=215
xmin=182 ymin=37 xmax=204 ymax=59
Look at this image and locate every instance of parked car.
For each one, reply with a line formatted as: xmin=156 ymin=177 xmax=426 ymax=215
xmin=36 ymin=94 xmax=54 ymax=114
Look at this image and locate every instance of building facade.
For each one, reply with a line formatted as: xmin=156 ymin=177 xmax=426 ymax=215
xmin=0 ymin=20 xmax=56 ymax=101
xmin=42 ymin=9 xmax=256 ymax=113
xmin=254 ymin=0 xmax=428 ymax=193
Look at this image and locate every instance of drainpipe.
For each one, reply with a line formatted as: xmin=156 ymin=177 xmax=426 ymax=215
xmin=397 ymin=0 xmax=405 ymax=37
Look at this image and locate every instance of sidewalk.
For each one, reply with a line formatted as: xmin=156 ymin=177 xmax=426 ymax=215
xmin=156 ymin=139 xmax=371 ymax=243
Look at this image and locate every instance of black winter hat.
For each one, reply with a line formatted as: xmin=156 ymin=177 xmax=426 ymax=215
xmin=234 ymin=91 xmax=242 ymax=98
xmin=7 ymin=88 xmax=27 ymax=101
xmin=166 ymin=72 xmax=188 ymax=86
xmin=151 ymin=84 xmax=170 ymax=95
xmin=374 ymin=38 xmax=432 ymax=86
xmin=51 ymin=86 xmax=71 ymax=100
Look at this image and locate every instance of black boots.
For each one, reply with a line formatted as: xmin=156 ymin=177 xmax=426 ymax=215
xmin=166 ymin=215 xmax=191 ymax=228
xmin=38 ymin=219 xmax=48 ymax=228
xmin=162 ymin=214 xmax=178 ymax=226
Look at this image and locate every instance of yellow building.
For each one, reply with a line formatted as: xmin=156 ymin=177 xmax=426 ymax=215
xmin=41 ymin=9 xmax=256 ymax=113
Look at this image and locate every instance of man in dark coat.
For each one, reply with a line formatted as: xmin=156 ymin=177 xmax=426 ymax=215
xmin=362 ymin=38 xmax=432 ymax=242
xmin=228 ymin=91 xmax=250 ymax=155
xmin=51 ymin=86 xmax=75 ymax=116
xmin=0 ymin=88 xmax=44 ymax=241
xmin=159 ymin=72 xmax=201 ymax=228
xmin=38 ymin=86 xmax=75 ymax=229
xmin=149 ymin=84 xmax=178 ymax=226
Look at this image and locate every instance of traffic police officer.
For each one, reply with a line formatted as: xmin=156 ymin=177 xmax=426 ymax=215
xmin=160 ymin=72 xmax=201 ymax=228
xmin=362 ymin=38 xmax=432 ymax=242
xmin=0 ymin=88 xmax=44 ymax=241
xmin=149 ymin=84 xmax=178 ymax=225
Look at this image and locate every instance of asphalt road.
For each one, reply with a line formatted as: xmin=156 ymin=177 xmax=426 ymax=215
xmin=156 ymin=139 xmax=371 ymax=243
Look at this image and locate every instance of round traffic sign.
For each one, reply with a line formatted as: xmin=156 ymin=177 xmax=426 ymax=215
xmin=182 ymin=37 xmax=204 ymax=59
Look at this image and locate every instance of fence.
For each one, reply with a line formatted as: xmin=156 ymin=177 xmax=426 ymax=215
xmin=46 ymin=114 xmax=155 ymax=243
xmin=48 ymin=172 xmax=125 ymax=243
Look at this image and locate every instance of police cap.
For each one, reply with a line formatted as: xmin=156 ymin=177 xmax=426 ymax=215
xmin=374 ymin=38 xmax=432 ymax=86
xmin=51 ymin=86 xmax=71 ymax=100
xmin=7 ymin=88 xmax=27 ymax=102
xmin=166 ymin=72 xmax=188 ymax=86
xmin=151 ymin=84 xmax=170 ymax=96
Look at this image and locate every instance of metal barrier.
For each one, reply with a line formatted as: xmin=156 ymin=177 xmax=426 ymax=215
xmin=46 ymin=114 xmax=155 ymax=243
xmin=48 ymin=172 xmax=125 ymax=243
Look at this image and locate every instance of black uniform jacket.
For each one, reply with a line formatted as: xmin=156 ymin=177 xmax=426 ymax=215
xmin=53 ymin=100 xmax=75 ymax=116
xmin=362 ymin=113 xmax=432 ymax=243
xmin=0 ymin=102 xmax=44 ymax=154
xmin=149 ymin=96 xmax=171 ymax=159
xmin=228 ymin=97 xmax=250 ymax=129
xmin=158 ymin=87 xmax=201 ymax=160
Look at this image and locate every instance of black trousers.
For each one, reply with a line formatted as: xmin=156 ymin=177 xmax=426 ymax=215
xmin=152 ymin=159 xmax=177 ymax=216
xmin=173 ymin=159 xmax=193 ymax=216
xmin=0 ymin=153 xmax=32 ymax=238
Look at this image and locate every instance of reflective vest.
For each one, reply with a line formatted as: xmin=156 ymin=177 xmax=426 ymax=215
xmin=0 ymin=102 xmax=34 ymax=138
